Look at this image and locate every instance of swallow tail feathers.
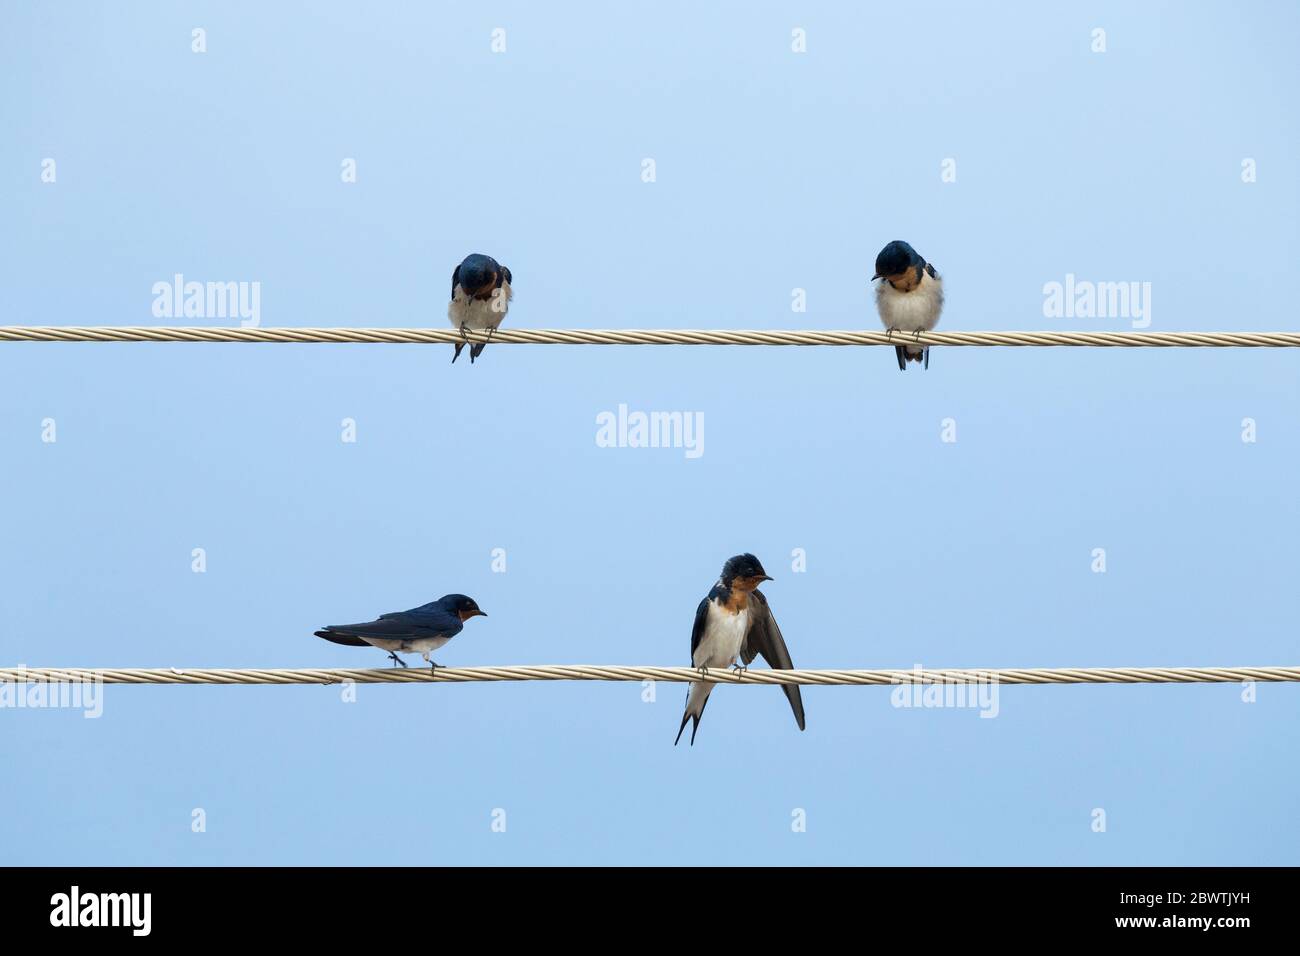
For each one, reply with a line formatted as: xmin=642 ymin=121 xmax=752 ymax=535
xmin=313 ymin=628 xmax=370 ymax=647
xmin=896 ymin=344 xmax=930 ymax=368
xmin=450 ymin=339 xmax=489 ymax=364
xmin=675 ymin=680 xmax=713 ymax=746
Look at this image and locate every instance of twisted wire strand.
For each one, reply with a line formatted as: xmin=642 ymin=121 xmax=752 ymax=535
xmin=2 ymin=665 xmax=1295 ymax=686
xmin=3 ymin=326 xmax=1300 ymax=347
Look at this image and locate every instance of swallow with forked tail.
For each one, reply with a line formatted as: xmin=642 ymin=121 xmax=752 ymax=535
xmin=675 ymin=553 xmax=806 ymax=746
xmin=314 ymin=594 xmax=486 ymax=671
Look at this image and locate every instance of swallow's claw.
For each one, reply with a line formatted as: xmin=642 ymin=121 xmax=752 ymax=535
xmin=730 ymin=663 xmax=748 ymax=681
xmin=387 ymin=652 xmax=407 ymax=668
xmin=697 ymin=665 xmax=710 ymax=679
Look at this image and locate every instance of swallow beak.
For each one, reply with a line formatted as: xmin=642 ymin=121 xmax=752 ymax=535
xmin=758 ymin=574 xmax=774 ymax=583
xmin=474 ymin=610 xmax=488 ymax=618
xmin=871 ymin=272 xmax=882 ymax=281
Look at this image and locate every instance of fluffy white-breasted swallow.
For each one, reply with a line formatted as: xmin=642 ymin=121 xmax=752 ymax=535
xmin=873 ymin=240 xmax=943 ymax=370
xmin=448 ymin=253 xmax=512 ymax=364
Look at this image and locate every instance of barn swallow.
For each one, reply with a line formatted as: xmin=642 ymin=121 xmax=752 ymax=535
xmin=873 ymin=240 xmax=944 ymax=370
xmin=448 ymin=253 xmax=513 ymax=364
xmin=314 ymin=594 xmax=486 ymax=670
xmin=675 ymin=553 xmax=806 ymax=746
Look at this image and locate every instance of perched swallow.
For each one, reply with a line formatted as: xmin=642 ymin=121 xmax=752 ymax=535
xmin=873 ymin=240 xmax=944 ymax=370
xmin=314 ymin=594 xmax=486 ymax=670
xmin=675 ymin=553 xmax=806 ymax=746
xmin=448 ymin=253 xmax=513 ymax=364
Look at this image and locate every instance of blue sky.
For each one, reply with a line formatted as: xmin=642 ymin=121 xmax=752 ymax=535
xmin=2 ymin=1 xmax=1298 ymax=865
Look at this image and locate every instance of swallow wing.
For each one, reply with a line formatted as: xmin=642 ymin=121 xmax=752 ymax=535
xmin=392 ymin=602 xmax=465 ymax=637
xmin=689 ymin=596 xmax=709 ymax=660
xmin=740 ymin=589 xmax=806 ymax=731
xmin=450 ymin=264 xmax=461 ymax=300
xmin=314 ymin=616 xmax=419 ymax=644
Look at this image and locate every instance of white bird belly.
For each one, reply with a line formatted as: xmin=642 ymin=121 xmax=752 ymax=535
xmin=447 ymin=281 xmax=512 ymax=331
xmin=876 ymin=274 xmax=943 ymax=333
xmin=693 ymin=603 xmax=749 ymax=669
xmin=361 ymin=636 xmax=451 ymax=654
